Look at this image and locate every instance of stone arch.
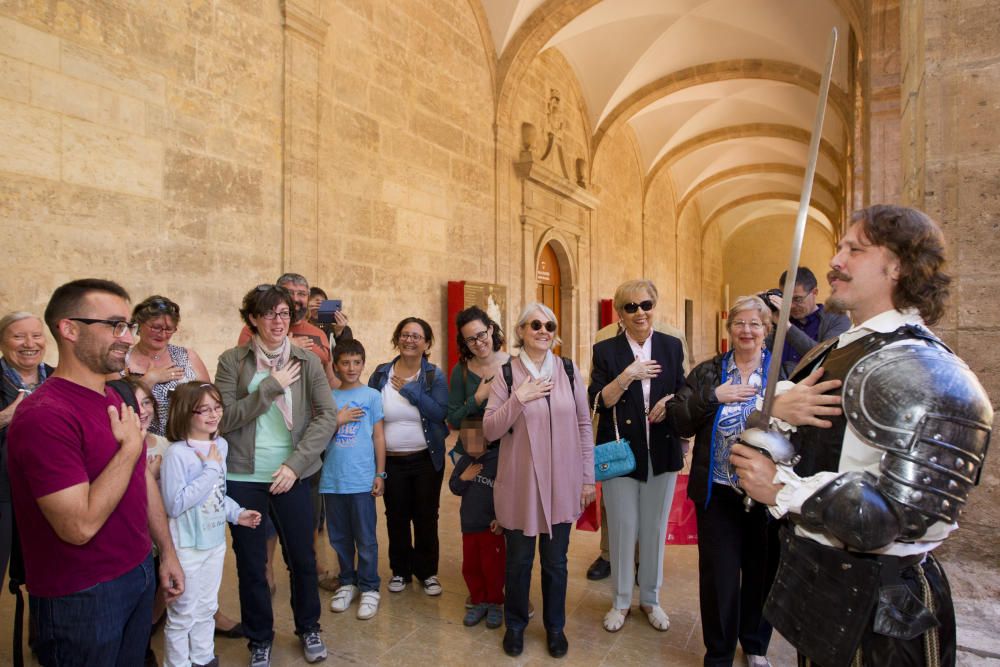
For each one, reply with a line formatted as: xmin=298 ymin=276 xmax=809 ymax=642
xmin=676 ymin=163 xmax=842 ymax=221
xmin=533 ymin=227 xmax=579 ymax=360
xmin=464 ymin=0 xmax=499 ymax=96
xmin=700 ymin=192 xmax=837 ymax=243
xmin=495 ymin=0 xmax=602 ymax=130
xmin=592 ymin=60 xmax=851 ymax=160
xmin=644 ymin=123 xmax=845 ymax=199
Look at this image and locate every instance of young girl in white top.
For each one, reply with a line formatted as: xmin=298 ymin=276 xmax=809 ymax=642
xmin=160 ymin=381 xmax=261 ymax=667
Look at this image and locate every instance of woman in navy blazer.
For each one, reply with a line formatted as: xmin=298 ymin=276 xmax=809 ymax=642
xmin=588 ymin=280 xmax=685 ymax=634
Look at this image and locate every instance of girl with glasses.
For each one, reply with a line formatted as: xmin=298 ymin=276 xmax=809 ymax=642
xmin=666 ymin=295 xmax=781 ymax=667
xmin=124 ymin=295 xmax=210 ymax=436
xmin=159 ymin=381 xmax=262 ymax=667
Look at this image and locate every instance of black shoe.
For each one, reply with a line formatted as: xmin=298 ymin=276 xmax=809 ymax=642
xmin=215 ymin=621 xmax=244 ymax=638
xmin=547 ymin=630 xmax=568 ymax=658
xmin=586 ymin=556 xmax=611 ymax=580
xmin=503 ymin=628 xmax=524 ymax=657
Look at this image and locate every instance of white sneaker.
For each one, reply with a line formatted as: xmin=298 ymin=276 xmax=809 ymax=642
xmin=388 ymin=576 xmax=408 ymax=593
xmin=357 ymin=591 xmax=381 ymax=620
xmin=746 ymin=655 xmax=772 ymax=667
xmin=330 ymin=584 xmax=357 ymax=612
xmin=422 ymin=576 xmax=442 ymax=596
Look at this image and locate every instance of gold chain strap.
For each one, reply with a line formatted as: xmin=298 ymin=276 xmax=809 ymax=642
xmin=916 ymin=563 xmax=940 ymax=667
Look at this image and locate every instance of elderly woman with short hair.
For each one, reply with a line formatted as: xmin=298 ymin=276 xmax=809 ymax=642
xmin=0 ymin=311 xmax=53 ymax=589
xmin=666 ymin=295 xmax=781 ymax=667
xmin=484 ymin=303 xmax=595 ymax=659
xmin=588 ymin=280 xmax=686 ymax=634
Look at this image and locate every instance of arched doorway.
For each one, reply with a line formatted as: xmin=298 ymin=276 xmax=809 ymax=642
xmin=536 ymin=242 xmax=562 ymax=356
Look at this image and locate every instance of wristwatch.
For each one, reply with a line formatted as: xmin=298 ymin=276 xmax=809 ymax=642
xmin=375 ymin=472 xmax=387 ymax=479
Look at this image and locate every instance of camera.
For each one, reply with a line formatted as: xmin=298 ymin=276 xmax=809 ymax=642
xmin=758 ymin=288 xmax=782 ymax=313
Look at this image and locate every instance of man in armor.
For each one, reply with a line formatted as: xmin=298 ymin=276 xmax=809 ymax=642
xmin=731 ymin=205 xmax=992 ymax=667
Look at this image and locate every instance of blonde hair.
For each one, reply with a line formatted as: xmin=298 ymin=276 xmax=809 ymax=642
xmin=512 ymin=302 xmax=561 ymax=349
xmin=726 ymin=295 xmax=773 ymax=336
xmin=612 ymin=280 xmax=658 ymax=315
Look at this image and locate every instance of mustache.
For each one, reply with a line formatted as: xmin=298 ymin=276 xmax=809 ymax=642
xmin=828 ymin=270 xmax=851 ymax=283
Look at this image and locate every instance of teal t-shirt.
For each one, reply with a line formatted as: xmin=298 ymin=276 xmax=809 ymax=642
xmin=320 ymin=385 xmax=383 ymax=494
xmin=228 ymin=371 xmax=293 ymax=483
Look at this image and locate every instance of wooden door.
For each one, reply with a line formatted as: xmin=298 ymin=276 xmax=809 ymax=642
xmin=536 ymin=243 xmax=561 ymax=356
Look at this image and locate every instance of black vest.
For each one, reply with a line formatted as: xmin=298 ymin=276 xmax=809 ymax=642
xmin=790 ymin=325 xmax=942 ymax=477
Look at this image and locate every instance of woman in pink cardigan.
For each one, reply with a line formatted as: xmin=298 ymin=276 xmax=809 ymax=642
xmin=484 ymin=302 xmax=595 ymax=660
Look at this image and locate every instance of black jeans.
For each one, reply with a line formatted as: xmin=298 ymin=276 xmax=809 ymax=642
xmin=383 ymin=450 xmax=444 ymax=581
xmin=228 ymin=477 xmax=321 ymax=646
xmin=504 ymin=523 xmax=571 ymax=633
xmin=695 ymin=484 xmax=779 ymax=666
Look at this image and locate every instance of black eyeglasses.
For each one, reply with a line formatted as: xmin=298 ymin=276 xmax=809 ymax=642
xmin=463 ymin=330 xmax=491 ymax=346
xmin=528 ymin=320 xmax=557 ymax=332
xmin=69 ymin=318 xmax=139 ymax=338
xmin=623 ymin=300 xmax=654 ymax=314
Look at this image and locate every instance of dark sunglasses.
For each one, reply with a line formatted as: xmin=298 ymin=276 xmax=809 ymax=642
xmin=529 ymin=320 xmax=557 ymax=332
xmin=141 ymin=298 xmax=179 ymax=316
xmin=623 ymin=300 xmax=654 ymax=314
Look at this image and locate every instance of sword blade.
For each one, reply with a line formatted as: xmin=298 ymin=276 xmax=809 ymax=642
xmin=759 ymin=26 xmax=838 ymax=420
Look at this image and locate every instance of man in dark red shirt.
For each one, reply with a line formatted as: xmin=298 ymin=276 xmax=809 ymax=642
xmin=8 ymin=279 xmax=184 ymax=666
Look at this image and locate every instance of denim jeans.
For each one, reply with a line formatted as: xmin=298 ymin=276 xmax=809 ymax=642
xmin=382 ymin=451 xmax=444 ymax=581
xmin=31 ymin=553 xmax=155 ymax=667
xmin=228 ymin=477 xmax=321 ymax=646
xmin=504 ymin=523 xmax=571 ymax=633
xmin=324 ymin=493 xmax=380 ymax=592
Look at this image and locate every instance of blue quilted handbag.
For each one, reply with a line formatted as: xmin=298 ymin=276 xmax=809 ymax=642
xmin=592 ymin=394 xmax=636 ymax=482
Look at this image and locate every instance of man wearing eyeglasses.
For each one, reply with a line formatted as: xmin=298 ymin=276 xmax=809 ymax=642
xmin=767 ymin=267 xmax=850 ymax=377
xmin=238 ymin=274 xmax=340 ymax=389
xmin=7 ymin=279 xmax=185 ymax=666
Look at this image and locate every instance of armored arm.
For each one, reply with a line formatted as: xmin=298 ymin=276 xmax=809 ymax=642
xmin=797 ymin=344 xmax=992 ymax=551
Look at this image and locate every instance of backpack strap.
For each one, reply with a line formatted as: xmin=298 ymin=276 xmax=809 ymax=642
xmin=107 ymin=378 xmax=140 ymax=412
xmin=424 ymin=367 xmax=435 ymax=392
xmin=501 ymin=360 xmax=513 ymax=394
xmin=561 ymin=356 xmax=574 ymax=392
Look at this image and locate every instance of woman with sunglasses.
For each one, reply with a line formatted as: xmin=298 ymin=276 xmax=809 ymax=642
xmin=446 ymin=306 xmax=509 ymax=458
xmin=367 ymin=317 xmax=449 ymax=596
xmin=125 ymin=295 xmax=210 ymax=435
xmin=588 ymin=280 xmax=687 ymax=634
xmin=666 ymin=295 xmax=780 ymax=667
xmin=215 ymin=285 xmax=337 ymax=666
xmin=484 ymin=303 xmax=594 ymax=659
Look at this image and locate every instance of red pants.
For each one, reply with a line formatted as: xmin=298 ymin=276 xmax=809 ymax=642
xmin=462 ymin=530 xmax=505 ymax=605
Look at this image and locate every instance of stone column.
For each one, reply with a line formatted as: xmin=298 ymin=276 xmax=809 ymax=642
xmin=281 ymin=0 xmax=327 ymax=277
xmin=899 ymin=0 xmax=1000 ymax=655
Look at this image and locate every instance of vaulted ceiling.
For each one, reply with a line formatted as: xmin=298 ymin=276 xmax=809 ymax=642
xmin=479 ymin=0 xmax=858 ymax=245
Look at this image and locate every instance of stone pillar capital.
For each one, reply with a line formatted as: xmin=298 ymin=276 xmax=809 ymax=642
xmin=283 ymin=0 xmax=328 ymax=48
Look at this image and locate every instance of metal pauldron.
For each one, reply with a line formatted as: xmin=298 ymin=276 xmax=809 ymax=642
xmin=840 ymin=343 xmax=992 ymax=539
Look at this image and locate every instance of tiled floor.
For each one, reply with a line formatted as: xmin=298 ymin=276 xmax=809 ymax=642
xmin=0 ymin=444 xmax=800 ymax=666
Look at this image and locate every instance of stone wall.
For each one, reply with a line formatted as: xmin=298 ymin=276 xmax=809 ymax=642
xmin=590 ymin=124 xmax=644 ymax=309
xmin=313 ymin=0 xmax=495 ymax=369
xmin=0 ymin=1 xmax=285 ymax=367
xmin=899 ymin=0 xmax=1000 ymax=651
xmin=722 ymin=218 xmax=836 ymax=305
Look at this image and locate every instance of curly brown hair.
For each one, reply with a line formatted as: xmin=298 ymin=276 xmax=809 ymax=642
xmin=852 ymin=205 xmax=951 ymax=325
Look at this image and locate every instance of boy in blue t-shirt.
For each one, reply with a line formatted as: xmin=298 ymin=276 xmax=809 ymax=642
xmin=321 ymin=339 xmax=386 ymax=620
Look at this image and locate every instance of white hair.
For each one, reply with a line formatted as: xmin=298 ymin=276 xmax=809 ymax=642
xmin=512 ymin=302 xmax=562 ymax=349
xmin=0 ymin=312 xmax=42 ymax=340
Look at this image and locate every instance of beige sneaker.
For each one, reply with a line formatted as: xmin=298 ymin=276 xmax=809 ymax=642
xmin=329 ymin=584 xmax=357 ymax=613
xmin=357 ymin=591 xmax=380 ymax=620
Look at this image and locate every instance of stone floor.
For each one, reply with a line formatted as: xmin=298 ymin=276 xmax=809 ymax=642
xmin=0 ymin=442 xmax=997 ymax=666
